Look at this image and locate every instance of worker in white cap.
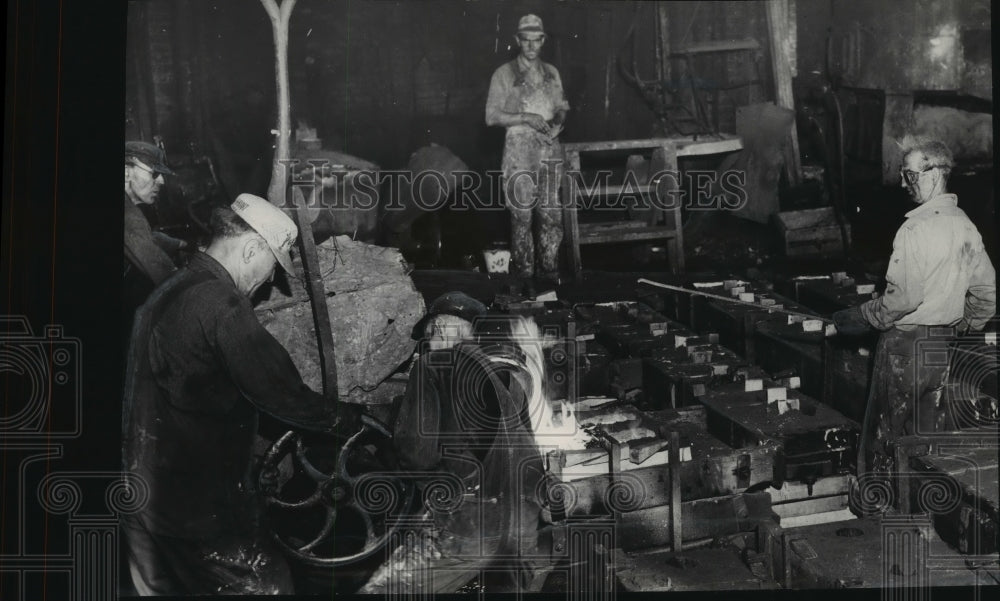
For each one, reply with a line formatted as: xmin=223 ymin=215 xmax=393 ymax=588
xmin=486 ymin=13 xmax=570 ymax=297
xmin=122 ymin=193 xmax=361 ymax=595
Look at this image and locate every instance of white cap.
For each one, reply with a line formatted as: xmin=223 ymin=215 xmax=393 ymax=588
xmin=518 ymin=14 xmax=544 ymax=35
xmin=230 ymin=193 xmax=297 ymax=275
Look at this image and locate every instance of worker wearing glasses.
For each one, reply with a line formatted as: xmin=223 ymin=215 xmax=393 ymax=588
xmin=832 ymin=136 xmax=995 ymax=492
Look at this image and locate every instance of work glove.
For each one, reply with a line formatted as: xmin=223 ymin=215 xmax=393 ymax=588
xmin=832 ymin=306 xmax=873 ymax=337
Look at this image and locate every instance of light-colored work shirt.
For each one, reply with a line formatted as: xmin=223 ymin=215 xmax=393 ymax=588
xmin=860 ymin=194 xmax=996 ymax=331
xmin=486 ymin=56 xmax=569 ymax=137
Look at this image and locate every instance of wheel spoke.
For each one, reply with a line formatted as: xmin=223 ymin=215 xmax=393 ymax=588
xmin=336 ymin=427 xmax=367 ymax=485
xmin=350 ymin=502 xmax=379 ymax=551
xmin=300 ymin=506 xmax=337 ymax=553
xmin=266 ymin=487 xmax=324 ymax=510
xmin=295 ymin=438 xmax=334 ymax=482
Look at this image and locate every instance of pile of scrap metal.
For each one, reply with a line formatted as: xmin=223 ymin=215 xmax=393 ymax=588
xmin=255 ymin=235 xmax=425 ymax=405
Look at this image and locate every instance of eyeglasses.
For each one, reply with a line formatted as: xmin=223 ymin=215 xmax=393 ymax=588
xmin=900 ymin=165 xmax=943 ymax=186
xmin=128 ymin=160 xmax=163 ymax=178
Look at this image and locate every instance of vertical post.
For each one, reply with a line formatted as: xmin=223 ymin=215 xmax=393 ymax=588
xmin=567 ymin=318 xmax=578 ymax=405
xmin=562 ymin=150 xmax=583 ymax=281
xmin=656 ymin=2 xmax=671 ymax=112
xmin=259 ymin=0 xmax=298 ymax=206
xmin=764 ymin=0 xmax=801 ymax=187
xmin=660 ymin=143 xmax=683 ymax=273
xmin=669 ymin=431 xmax=682 ymax=551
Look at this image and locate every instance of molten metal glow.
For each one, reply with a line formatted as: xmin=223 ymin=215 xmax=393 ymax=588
xmin=494 ymin=317 xmax=590 ymax=454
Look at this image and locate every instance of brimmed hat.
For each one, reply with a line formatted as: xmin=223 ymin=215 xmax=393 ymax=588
xmin=517 ymin=14 xmax=544 ymax=35
xmin=230 ymin=193 xmax=297 ymax=275
xmin=411 ymin=291 xmax=488 ymax=340
xmin=125 ymin=141 xmax=175 ymax=176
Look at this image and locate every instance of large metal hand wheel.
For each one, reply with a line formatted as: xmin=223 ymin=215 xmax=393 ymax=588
xmin=259 ymin=414 xmax=414 ymax=567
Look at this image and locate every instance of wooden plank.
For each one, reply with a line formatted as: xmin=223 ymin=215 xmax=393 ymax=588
xmin=772 ymin=495 xmax=848 ymax=519
xmin=777 ymin=508 xmax=855 ymax=529
xmin=674 ymin=137 xmax=744 ymax=157
xmin=673 ymin=39 xmax=762 ymax=55
xmin=562 ymin=135 xmax=741 ymax=156
xmin=578 ymin=220 xmax=653 ymax=232
xmin=616 ymin=491 xmax=774 ymax=551
xmin=578 ymin=225 xmax=679 ymax=245
xmin=767 ymin=474 xmax=850 ymax=503
xmin=774 ymin=207 xmax=840 ymax=231
xmin=573 ymin=184 xmax=655 ymax=198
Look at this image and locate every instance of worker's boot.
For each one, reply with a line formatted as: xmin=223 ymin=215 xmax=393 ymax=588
xmin=508 ymin=275 xmax=536 ymax=299
xmin=535 ymin=271 xmax=561 ymax=296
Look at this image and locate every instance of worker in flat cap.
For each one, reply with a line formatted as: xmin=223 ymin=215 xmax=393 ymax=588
xmin=411 ymin=290 xmax=489 ymax=350
xmin=363 ymin=310 xmax=549 ymax=594
xmin=487 ymin=14 xmax=570 ymax=298
xmin=122 ymin=193 xmax=361 ymax=595
xmin=832 ymin=136 xmax=995 ymax=502
xmin=123 ymin=141 xmax=189 ymax=345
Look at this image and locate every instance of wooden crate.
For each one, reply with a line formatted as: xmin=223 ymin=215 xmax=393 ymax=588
xmin=577 ymin=301 xmax=690 ymax=359
xmin=546 ymin=405 xmax=780 ymax=516
xmin=643 ymin=345 xmax=752 ymax=409
xmin=698 ymin=385 xmax=859 ymax=483
xmin=774 ymin=207 xmax=851 ymax=257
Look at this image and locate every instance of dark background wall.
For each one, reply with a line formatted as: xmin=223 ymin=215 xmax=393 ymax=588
xmin=125 ymin=0 xmax=778 ymax=197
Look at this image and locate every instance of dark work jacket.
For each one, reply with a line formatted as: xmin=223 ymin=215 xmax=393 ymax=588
xmin=122 ymin=252 xmax=345 ymax=540
xmin=394 ymin=343 xmax=546 ymax=547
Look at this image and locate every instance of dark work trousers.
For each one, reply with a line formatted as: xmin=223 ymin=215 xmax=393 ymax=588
xmin=858 ymin=325 xmax=954 ymax=478
xmin=501 ymin=132 xmax=564 ymax=280
xmin=121 ymin=514 xmax=294 ymax=596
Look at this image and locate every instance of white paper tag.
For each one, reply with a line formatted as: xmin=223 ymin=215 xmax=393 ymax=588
xmin=802 ymin=319 xmax=824 ymax=332
xmin=855 ymin=284 xmax=875 ymax=295
xmin=766 ymin=387 xmax=787 ymax=403
xmin=739 ymin=293 xmax=755 ymax=303
xmin=744 ymin=378 xmax=764 ymax=392
xmin=782 ymin=376 xmax=801 ymax=389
